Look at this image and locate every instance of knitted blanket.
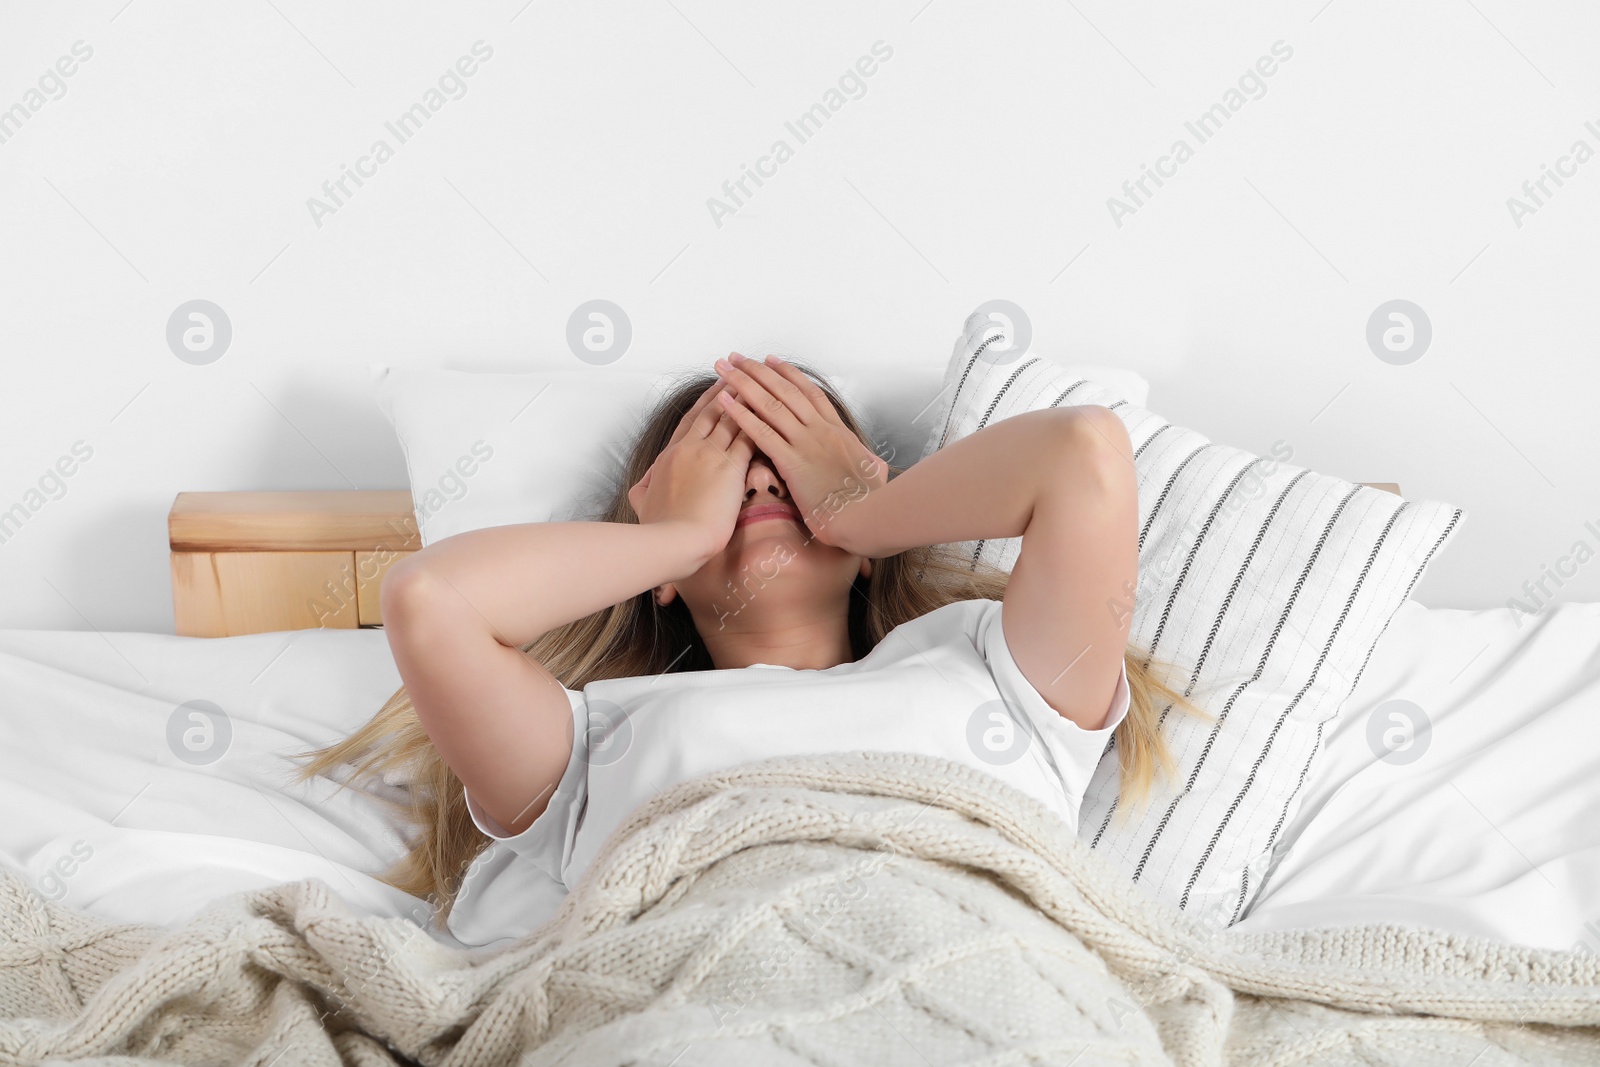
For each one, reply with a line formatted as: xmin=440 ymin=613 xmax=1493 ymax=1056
xmin=2 ymin=751 xmax=1598 ymax=1066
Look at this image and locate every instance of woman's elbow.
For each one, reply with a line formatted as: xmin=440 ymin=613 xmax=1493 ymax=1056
xmin=1043 ymin=406 xmax=1135 ymax=500
xmin=380 ymin=557 xmax=448 ymax=630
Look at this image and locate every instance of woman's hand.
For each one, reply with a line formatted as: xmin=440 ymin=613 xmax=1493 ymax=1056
xmin=627 ymin=377 xmax=757 ymax=564
xmin=709 ymin=353 xmax=889 ymax=552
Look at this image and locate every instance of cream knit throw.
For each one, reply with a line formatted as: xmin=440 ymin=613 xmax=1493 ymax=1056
xmin=2 ymin=751 xmax=1598 ymax=1065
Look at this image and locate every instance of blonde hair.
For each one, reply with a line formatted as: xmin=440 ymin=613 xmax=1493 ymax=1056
xmin=290 ymin=361 xmax=1198 ymax=926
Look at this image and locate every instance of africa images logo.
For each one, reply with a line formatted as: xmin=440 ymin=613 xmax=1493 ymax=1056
xmin=305 ymin=41 xmax=494 ymax=228
xmin=706 ymin=40 xmax=894 ymax=228
xmin=1106 ymin=40 xmax=1293 ymax=228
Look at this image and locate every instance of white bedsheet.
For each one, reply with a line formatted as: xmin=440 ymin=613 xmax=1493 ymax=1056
xmin=1237 ymin=599 xmax=1600 ymax=952
xmin=2 ymin=599 xmax=1596 ymax=954
xmin=0 ymin=626 xmax=504 ymax=952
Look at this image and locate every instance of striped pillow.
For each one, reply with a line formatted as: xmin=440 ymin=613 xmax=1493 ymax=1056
xmin=921 ymin=311 xmax=1465 ymax=924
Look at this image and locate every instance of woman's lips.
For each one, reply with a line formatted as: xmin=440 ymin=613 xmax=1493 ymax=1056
xmin=736 ymin=503 xmax=801 ymax=528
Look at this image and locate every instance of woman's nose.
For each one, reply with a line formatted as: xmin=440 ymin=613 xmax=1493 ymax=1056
xmin=744 ymin=457 xmax=788 ymax=500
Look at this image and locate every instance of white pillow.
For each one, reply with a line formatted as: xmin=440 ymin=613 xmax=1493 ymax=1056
xmin=922 ymin=311 xmax=1465 ymax=926
xmin=376 ymin=359 xmax=1149 ymax=547
xmin=375 ymin=366 xmax=664 ymax=546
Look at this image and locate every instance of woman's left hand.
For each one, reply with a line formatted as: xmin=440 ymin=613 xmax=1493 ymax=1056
xmin=710 ymin=352 xmax=889 ymax=552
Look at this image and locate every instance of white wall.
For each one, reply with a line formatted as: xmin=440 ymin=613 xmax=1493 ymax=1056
xmin=2 ymin=0 xmax=1596 ymax=633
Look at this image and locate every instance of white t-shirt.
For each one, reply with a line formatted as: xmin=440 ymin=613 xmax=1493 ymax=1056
xmin=447 ymin=597 xmax=1129 ymax=947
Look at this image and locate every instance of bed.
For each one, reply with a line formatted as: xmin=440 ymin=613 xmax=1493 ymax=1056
xmin=3 ymin=490 xmax=1596 ymax=959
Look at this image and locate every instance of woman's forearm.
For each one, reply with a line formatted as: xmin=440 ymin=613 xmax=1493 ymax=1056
xmin=387 ymin=519 xmax=710 ymax=648
xmin=834 ymin=407 xmax=1103 ymax=559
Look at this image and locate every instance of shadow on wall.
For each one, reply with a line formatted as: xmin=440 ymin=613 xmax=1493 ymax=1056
xmin=237 ymin=376 xmax=412 ymax=495
xmin=55 ymin=498 xmax=171 ymax=634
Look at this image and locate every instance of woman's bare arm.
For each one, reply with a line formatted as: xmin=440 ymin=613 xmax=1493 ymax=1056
xmin=849 ymin=405 xmax=1138 ymax=729
xmin=847 ymin=405 xmax=1137 ymax=729
xmin=382 ymin=521 xmax=712 ymax=837
xmin=383 ymin=378 xmax=753 ymax=837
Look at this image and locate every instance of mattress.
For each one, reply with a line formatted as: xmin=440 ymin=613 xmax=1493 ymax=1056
xmin=1 ymin=598 xmax=1596 ymax=953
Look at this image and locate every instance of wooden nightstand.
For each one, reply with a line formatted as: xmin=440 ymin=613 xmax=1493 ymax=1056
xmin=168 ymin=491 xmax=420 ymax=637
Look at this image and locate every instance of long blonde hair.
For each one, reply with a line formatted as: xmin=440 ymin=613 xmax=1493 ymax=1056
xmin=291 ymin=361 xmax=1196 ymax=925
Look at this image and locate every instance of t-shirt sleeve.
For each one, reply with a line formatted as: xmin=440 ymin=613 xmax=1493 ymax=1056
xmin=460 ymin=686 xmax=589 ymax=889
xmin=970 ymin=598 xmax=1130 ymax=811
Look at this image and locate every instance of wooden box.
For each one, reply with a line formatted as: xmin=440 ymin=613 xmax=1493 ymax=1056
xmin=168 ymin=491 xmax=420 ymax=637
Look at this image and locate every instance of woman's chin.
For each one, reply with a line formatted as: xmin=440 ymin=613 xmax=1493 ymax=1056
xmin=728 ymin=519 xmax=806 ymax=558
xmin=683 ymin=528 xmax=857 ymax=614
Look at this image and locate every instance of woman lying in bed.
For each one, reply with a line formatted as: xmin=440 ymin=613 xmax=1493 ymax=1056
xmin=298 ymin=353 xmax=1193 ymax=927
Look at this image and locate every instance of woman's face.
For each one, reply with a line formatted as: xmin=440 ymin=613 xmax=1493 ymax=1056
xmin=658 ymin=448 xmax=869 ymax=632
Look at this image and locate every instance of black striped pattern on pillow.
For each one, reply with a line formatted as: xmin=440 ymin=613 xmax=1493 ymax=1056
xmin=922 ymin=317 xmax=1464 ymax=923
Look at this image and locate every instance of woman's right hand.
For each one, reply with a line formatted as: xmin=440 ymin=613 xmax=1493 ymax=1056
xmin=626 ymin=377 xmax=756 ymax=564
